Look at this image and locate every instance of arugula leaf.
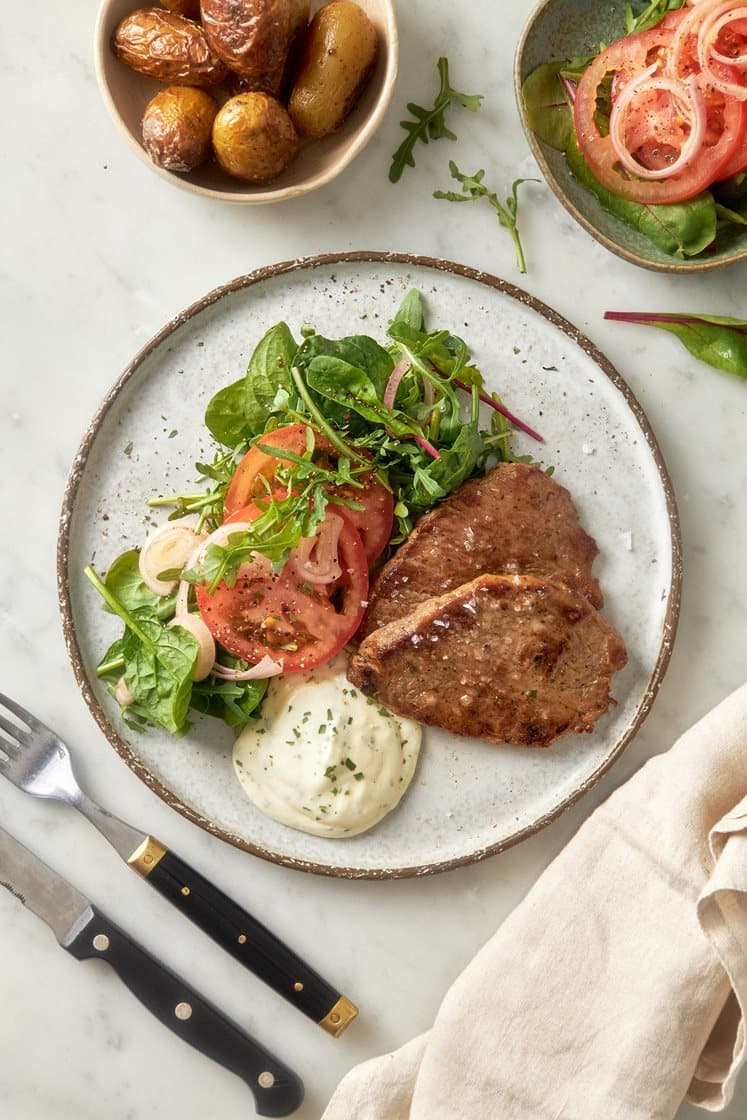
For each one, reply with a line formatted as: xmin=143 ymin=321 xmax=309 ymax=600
xmin=604 ymin=311 xmax=747 ymax=379
xmin=624 ymin=0 xmax=687 ymax=35
xmin=434 ymin=162 xmax=537 ymax=274
xmin=566 ymin=133 xmax=717 ymax=258
xmin=389 ymin=57 xmax=483 ymax=183
xmin=205 ymin=322 xmax=298 ymax=446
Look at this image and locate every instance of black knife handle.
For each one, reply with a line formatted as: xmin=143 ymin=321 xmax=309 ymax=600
xmin=133 ymin=845 xmax=356 ymax=1035
xmin=66 ymin=906 xmax=304 ymax=1118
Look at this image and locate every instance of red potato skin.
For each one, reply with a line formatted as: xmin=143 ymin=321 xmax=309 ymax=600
xmin=199 ymin=0 xmax=310 ymax=94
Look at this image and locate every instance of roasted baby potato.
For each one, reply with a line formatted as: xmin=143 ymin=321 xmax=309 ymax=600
xmin=160 ymin=0 xmax=200 ymax=14
xmin=212 ymin=92 xmax=299 ymax=181
xmin=200 ymin=0 xmax=309 ymax=95
xmin=288 ymin=1 xmax=377 ymax=138
xmin=113 ymin=8 xmax=228 ymax=86
xmin=141 ymin=86 xmax=218 ymax=172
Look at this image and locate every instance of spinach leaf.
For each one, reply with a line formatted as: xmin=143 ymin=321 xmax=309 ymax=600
xmin=104 ymin=549 xmax=174 ymax=618
xmin=604 ymin=311 xmax=747 ymax=379
xmin=190 ymin=668 xmax=267 ymax=727
xmin=121 ymin=611 xmax=198 ymax=735
xmin=296 ymin=334 xmax=394 ymax=399
xmin=85 ymin=565 xmax=198 ymax=734
xmin=566 ymin=133 xmax=716 ymax=257
xmin=205 ymin=322 xmax=298 ymax=446
xmin=305 ymin=356 xmax=425 ymax=440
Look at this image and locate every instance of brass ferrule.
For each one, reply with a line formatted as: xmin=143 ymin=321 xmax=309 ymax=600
xmin=127 ymin=836 xmax=167 ymax=877
xmin=319 ymin=995 xmax=359 ymax=1037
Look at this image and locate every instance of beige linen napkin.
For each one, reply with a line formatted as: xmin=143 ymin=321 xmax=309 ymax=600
xmin=323 ymin=684 xmax=747 ymax=1120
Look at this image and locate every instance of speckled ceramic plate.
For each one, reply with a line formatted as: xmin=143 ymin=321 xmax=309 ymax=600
xmin=58 ymin=253 xmax=681 ymax=879
xmin=515 ymin=0 xmax=747 ymax=273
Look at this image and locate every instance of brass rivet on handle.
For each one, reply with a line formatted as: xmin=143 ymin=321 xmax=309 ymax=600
xmin=181 ymin=886 xmax=190 ymax=896
xmin=92 ymin=934 xmax=110 ymax=952
xmin=237 ymin=934 xmax=247 ymax=944
xmin=294 ymin=981 xmax=304 ymax=992
xmin=174 ymin=1002 xmax=192 ymax=1021
xmin=258 ymin=1072 xmax=275 ymax=1089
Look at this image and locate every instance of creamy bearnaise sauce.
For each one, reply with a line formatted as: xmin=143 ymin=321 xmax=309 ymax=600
xmin=232 ymin=656 xmax=421 ymax=837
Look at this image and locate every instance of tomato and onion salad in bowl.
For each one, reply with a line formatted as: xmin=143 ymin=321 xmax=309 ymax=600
xmin=573 ymin=5 xmax=747 ymax=204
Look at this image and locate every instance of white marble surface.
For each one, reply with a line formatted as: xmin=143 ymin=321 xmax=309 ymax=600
xmin=1 ymin=2 xmax=746 ymax=1117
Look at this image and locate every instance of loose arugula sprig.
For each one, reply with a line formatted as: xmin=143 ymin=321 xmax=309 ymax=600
xmin=389 ymin=57 xmax=483 ymax=183
xmin=434 ymin=162 xmax=537 ymax=274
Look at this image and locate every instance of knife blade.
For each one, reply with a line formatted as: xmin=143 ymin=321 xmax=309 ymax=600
xmin=0 ymin=825 xmax=304 ymax=1118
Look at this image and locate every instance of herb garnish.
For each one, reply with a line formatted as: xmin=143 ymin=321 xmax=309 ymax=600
xmin=434 ymin=162 xmax=537 ymax=274
xmin=389 ymin=57 xmax=483 ymax=184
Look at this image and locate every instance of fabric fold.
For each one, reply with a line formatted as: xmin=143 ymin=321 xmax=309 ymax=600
xmin=323 ymin=683 xmax=747 ymax=1120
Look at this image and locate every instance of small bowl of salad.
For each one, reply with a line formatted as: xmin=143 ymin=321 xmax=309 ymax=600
xmin=515 ymin=0 xmax=747 ymax=272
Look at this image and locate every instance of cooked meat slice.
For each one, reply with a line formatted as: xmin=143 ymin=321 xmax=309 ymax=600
xmin=359 ymin=463 xmax=602 ymax=640
xmin=348 ymin=574 xmax=627 ymax=748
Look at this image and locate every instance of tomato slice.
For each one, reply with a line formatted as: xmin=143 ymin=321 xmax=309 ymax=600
xmin=224 ymin=424 xmax=311 ymax=515
xmin=224 ymin=423 xmax=394 ymax=565
xmin=574 ymin=19 xmax=746 ymax=203
xmin=195 ymin=505 xmax=368 ymax=673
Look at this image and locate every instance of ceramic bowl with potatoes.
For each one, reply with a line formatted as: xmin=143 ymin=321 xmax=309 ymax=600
xmin=95 ymin=0 xmax=398 ymax=202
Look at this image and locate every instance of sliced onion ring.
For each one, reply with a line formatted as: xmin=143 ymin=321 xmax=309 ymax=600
xmin=168 ymin=612 xmax=216 ymax=681
xmin=139 ymin=518 xmax=203 ymax=596
xmin=211 ymin=655 xmax=283 ymax=681
xmin=175 ymin=520 xmax=270 ymax=617
xmin=609 ymin=65 xmax=707 ymax=180
xmin=698 ymin=3 xmax=747 ymax=99
xmin=286 ymin=512 xmax=344 ymax=585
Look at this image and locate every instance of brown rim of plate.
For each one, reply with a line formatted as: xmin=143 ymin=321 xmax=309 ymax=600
xmin=57 ymin=250 xmax=683 ymax=880
xmin=513 ymin=0 xmax=747 ymax=274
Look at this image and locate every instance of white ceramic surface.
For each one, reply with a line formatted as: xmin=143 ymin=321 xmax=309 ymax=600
xmin=61 ymin=254 xmax=680 ymax=877
xmin=2 ymin=1 xmax=747 ymax=1117
xmin=94 ymin=0 xmax=399 ymax=202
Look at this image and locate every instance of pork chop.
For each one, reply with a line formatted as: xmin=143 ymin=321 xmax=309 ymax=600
xmin=348 ymin=573 xmax=627 ymax=748
xmin=359 ymin=463 xmax=603 ymax=641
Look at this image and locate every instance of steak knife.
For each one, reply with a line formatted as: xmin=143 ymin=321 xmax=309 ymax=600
xmin=0 ymin=825 xmax=303 ymax=1118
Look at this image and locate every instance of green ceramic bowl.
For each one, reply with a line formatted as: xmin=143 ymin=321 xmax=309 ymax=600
xmin=514 ymin=0 xmax=747 ymax=273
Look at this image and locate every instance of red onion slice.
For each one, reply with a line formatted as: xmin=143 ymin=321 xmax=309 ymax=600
xmin=609 ymin=65 xmax=707 ymax=180
xmin=383 ymin=360 xmax=411 ymax=409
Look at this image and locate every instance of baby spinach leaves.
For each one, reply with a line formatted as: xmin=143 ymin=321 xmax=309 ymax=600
xmin=85 ymin=565 xmax=198 ymax=735
xmin=604 ymin=311 xmax=747 ymax=379
xmin=205 ymin=321 xmax=297 ymax=446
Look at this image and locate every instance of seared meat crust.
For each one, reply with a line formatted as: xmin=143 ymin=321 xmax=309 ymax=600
xmin=359 ymin=463 xmax=602 ymax=641
xmin=348 ymin=574 xmax=628 ymax=748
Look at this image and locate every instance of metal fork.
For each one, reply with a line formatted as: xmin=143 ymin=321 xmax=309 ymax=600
xmin=0 ymin=692 xmax=357 ymax=1036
